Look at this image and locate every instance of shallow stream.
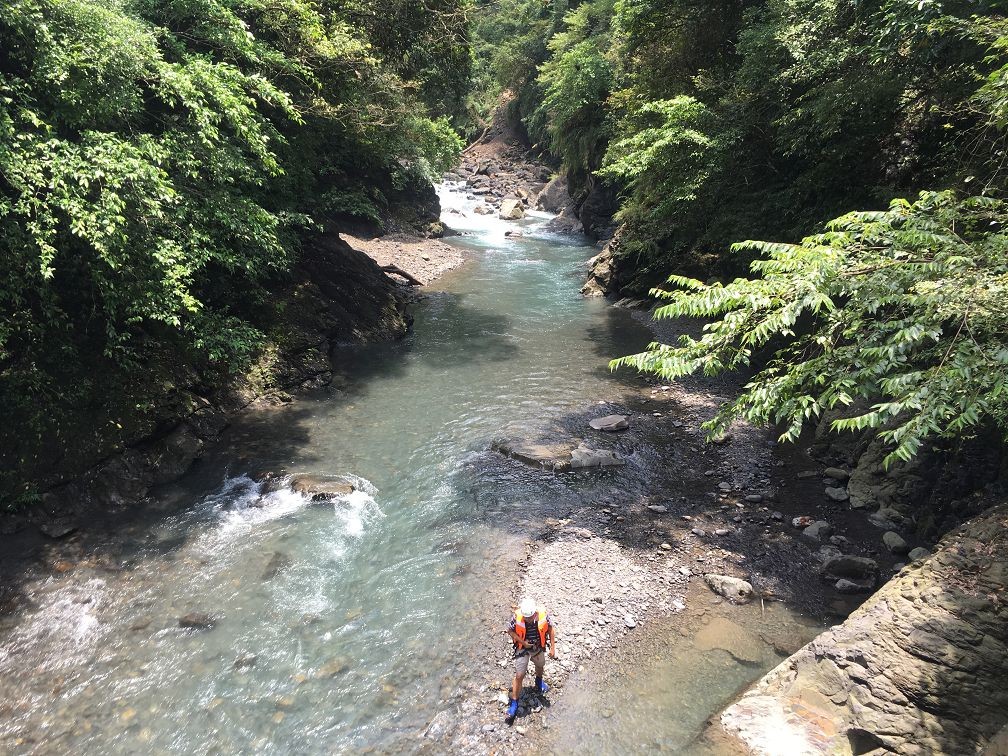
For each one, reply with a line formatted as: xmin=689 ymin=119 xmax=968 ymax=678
xmin=0 ymin=185 xmax=819 ymax=754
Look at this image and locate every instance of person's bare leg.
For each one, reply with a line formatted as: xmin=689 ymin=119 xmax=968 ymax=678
xmin=512 ymin=670 xmax=524 ymax=701
xmin=533 ymin=652 xmax=546 ymax=691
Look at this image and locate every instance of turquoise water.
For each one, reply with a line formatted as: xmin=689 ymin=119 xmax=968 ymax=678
xmin=0 ymin=185 xmax=658 ymax=754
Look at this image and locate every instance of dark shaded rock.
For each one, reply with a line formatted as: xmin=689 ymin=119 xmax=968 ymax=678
xmin=821 ymin=555 xmax=877 ymax=581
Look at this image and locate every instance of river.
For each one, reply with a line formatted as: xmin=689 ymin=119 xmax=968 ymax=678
xmin=0 ymin=184 xmax=821 ymax=754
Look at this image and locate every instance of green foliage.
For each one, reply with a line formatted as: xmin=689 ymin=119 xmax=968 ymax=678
xmin=0 ymin=0 xmax=467 ymax=498
xmin=612 ymin=192 xmax=1008 ymax=466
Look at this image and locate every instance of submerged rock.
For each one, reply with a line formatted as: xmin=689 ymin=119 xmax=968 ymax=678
xmin=178 ymin=612 xmax=216 ymax=630
xmin=720 ymin=502 xmax=1008 ymax=755
xmin=703 ymin=574 xmax=754 ymax=604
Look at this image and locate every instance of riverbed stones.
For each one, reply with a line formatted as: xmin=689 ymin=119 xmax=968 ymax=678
xmin=908 ymin=546 xmax=931 ymax=562
xmin=882 ymin=530 xmax=909 ymax=554
xmin=588 ymin=414 xmax=629 ymax=432
xmin=647 ymin=505 xmax=668 ymax=514
xmin=720 ymin=502 xmax=1008 ymax=756
xmin=703 ymin=574 xmax=754 ymax=604
xmin=869 ymin=506 xmax=903 ymax=529
xmin=289 ymin=475 xmax=355 ymax=500
xmin=745 ymin=494 xmax=763 ymax=503
xmin=499 ymin=199 xmax=525 ymax=219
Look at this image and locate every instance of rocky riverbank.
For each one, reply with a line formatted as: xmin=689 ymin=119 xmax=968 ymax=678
xmin=718 ymin=501 xmax=1008 ymax=754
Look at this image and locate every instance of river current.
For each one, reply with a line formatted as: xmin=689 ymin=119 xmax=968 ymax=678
xmin=0 ymin=184 xmax=818 ymax=754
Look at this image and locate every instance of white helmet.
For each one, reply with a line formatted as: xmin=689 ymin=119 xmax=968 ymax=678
xmin=519 ymin=598 xmax=537 ymax=616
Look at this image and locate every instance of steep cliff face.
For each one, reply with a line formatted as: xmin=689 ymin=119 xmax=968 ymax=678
xmin=718 ymin=503 xmax=1008 ymax=755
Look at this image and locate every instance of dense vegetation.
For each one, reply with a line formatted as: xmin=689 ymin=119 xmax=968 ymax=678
xmin=0 ymin=0 xmax=467 ymax=503
xmin=473 ymin=0 xmax=1008 ymax=459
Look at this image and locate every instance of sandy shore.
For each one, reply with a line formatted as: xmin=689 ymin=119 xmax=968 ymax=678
xmin=344 ymin=231 xmax=468 ymax=287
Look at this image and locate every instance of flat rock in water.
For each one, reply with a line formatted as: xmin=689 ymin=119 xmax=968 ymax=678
xmin=704 ymin=574 xmax=754 ymax=604
xmin=588 ymin=414 xmax=629 ymax=432
xmin=491 ymin=438 xmax=576 ymax=471
xmin=694 ymin=616 xmax=763 ymax=664
xmin=289 ymin=475 xmax=355 ymax=501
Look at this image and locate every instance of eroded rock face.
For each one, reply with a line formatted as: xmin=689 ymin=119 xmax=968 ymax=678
xmin=719 ymin=503 xmax=1008 ymax=755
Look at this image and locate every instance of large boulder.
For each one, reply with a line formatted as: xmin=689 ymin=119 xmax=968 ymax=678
xmin=719 ymin=503 xmax=1008 ymax=755
xmin=499 ymin=198 xmax=525 ymax=219
xmin=536 ymin=175 xmax=570 ymax=213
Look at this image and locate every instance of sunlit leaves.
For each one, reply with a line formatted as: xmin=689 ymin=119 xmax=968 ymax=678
xmin=612 ymin=192 xmax=1008 ymax=467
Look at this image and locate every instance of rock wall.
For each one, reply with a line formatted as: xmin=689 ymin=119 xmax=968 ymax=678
xmin=718 ymin=502 xmax=1008 ymax=755
xmin=12 ymin=233 xmax=410 ymax=536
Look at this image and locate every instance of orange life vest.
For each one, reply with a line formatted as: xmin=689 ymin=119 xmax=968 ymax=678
xmin=514 ymin=608 xmax=549 ymax=649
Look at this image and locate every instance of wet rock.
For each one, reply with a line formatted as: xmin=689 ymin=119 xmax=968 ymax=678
xmin=499 ymin=199 xmax=525 ymax=219
xmin=588 ymin=414 xmax=629 ymax=432
xmin=491 ymin=438 xmax=576 ymax=471
xmin=289 ymin=475 xmax=355 ymax=501
xmin=824 ymin=486 xmax=849 ymax=502
xmin=824 ymin=467 xmax=850 ymax=482
xmin=882 ymin=530 xmax=909 ymax=555
xmin=646 ymin=505 xmax=669 ymax=514
xmin=821 ymin=555 xmax=878 ymax=581
xmin=745 ymin=494 xmax=763 ymax=503
xmin=703 ymin=574 xmax=754 ymax=604
xmin=802 ymin=521 xmax=833 ymax=543
xmin=908 ymin=546 xmax=931 ymax=562
xmin=178 ymin=612 xmax=216 ymax=630
xmin=714 ymin=528 xmax=731 ymax=537
xmin=130 ymin=617 xmax=152 ymax=632
xmin=718 ymin=482 xmax=733 ymax=492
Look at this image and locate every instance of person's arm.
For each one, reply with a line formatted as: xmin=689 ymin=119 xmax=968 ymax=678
xmin=547 ymin=623 xmax=557 ymax=658
xmin=506 ymin=628 xmax=531 ymax=649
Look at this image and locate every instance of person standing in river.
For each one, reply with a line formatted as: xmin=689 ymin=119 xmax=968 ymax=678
xmin=505 ymin=598 xmax=557 ymax=724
